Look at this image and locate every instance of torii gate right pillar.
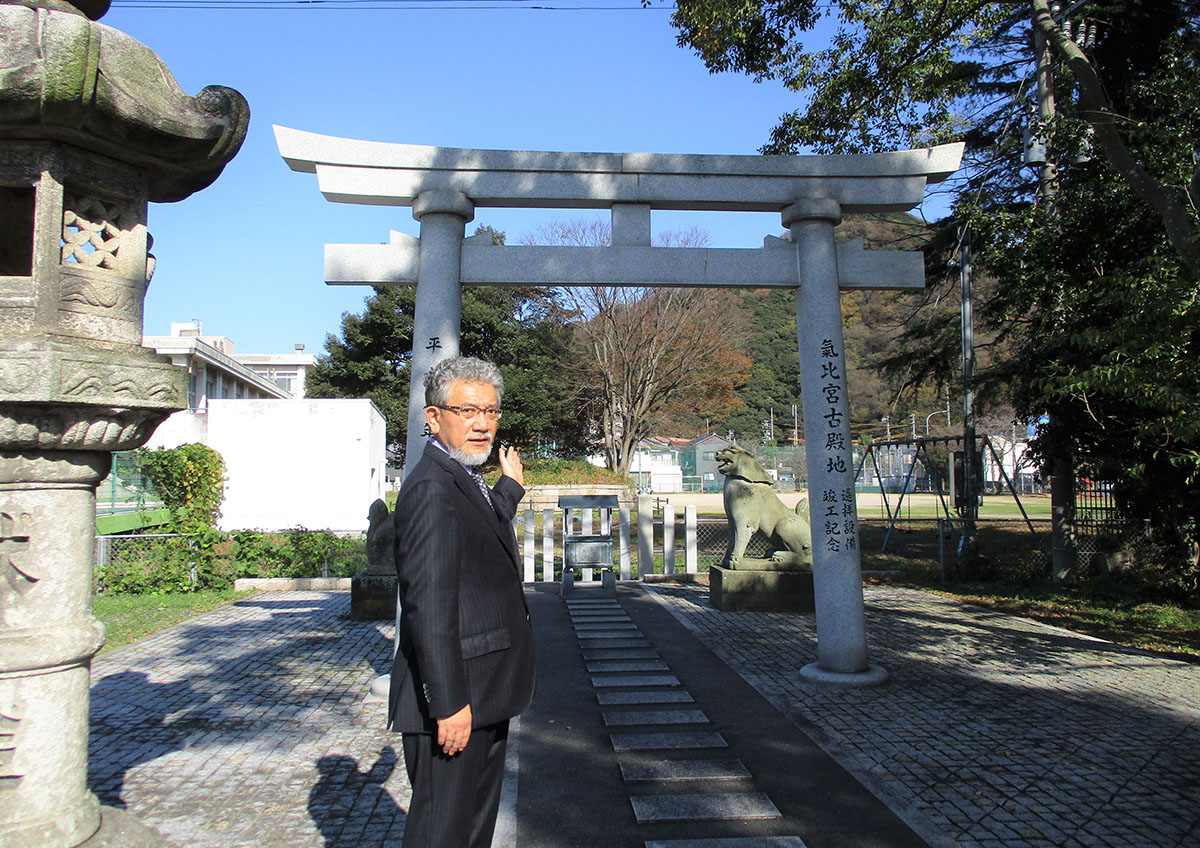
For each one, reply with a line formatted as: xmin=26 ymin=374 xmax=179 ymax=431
xmin=787 ymin=198 xmax=887 ymax=685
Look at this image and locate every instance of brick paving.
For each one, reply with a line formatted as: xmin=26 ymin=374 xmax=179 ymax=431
xmin=648 ymin=584 xmax=1200 ymax=848
xmin=89 ymin=592 xmax=404 ymax=848
xmin=87 ymin=585 xmax=1200 ymax=847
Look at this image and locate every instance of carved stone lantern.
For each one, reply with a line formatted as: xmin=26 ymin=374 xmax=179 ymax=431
xmin=0 ymin=1 xmax=248 ymax=844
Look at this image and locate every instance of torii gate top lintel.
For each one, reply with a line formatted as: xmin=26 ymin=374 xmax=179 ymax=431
xmin=274 ymin=125 xmax=964 ymax=214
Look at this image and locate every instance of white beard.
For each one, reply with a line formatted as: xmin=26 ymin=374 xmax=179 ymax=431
xmin=448 ymin=443 xmax=491 ymax=467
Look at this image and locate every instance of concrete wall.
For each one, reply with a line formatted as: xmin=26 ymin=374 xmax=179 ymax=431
xmin=206 ymin=399 xmax=386 ymax=531
xmin=144 ymin=409 xmax=208 ymax=449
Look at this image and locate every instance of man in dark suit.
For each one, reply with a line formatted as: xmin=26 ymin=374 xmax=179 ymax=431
xmin=388 ymin=355 xmax=535 ymax=848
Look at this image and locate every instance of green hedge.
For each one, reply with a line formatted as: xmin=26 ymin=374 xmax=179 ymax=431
xmin=96 ymin=528 xmax=367 ymax=595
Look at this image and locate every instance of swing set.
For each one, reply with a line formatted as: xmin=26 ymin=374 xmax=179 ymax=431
xmin=855 ymin=435 xmax=1044 ymax=556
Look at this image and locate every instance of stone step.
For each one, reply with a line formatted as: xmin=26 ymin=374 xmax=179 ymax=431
xmin=570 ymin=614 xmax=633 ymax=622
xmin=610 ymin=731 xmax=728 ymax=752
xmin=578 ymin=630 xmax=648 ymax=640
xmin=587 ymin=660 xmax=671 ymax=673
xmin=629 ymin=792 xmax=781 ymax=823
xmin=568 ymin=609 xmax=633 ymax=618
xmin=603 ymin=709 xmax=709 ymax=726
xmin=597 ymin=691 xmax=695 ymax=706
xmin=645 ymin=838 xmax=808 ymax=848
xmin=618 ymin=758 xmax=751 ymax=783
xmin=582 ymin=648 xmax=660 ymax=661
xmin=564 ymin=600 xmax=622 ymax=608
xmin=572 ymin=620 xmax=634 ymax=628
xmin=578 ymin=638 xmax=652 ymax=649
xmin=591 ymin=674 xmax=681 ymax=688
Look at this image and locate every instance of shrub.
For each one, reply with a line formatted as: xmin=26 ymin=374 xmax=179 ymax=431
xmin=230 ymin=528 xmax=366 ymax=579
xmin=137 ymin=444 xmax=226 ymax=530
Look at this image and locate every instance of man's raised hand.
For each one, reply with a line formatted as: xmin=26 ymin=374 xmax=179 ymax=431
xmin=498 ymin=445 xmax=524 ymax=487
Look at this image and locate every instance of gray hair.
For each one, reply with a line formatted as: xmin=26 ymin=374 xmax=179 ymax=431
xmin=423 ymin=356 xmax=505 ymax=407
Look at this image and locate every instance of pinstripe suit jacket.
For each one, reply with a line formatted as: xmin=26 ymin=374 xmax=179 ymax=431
xmin=387 ymin=442 xmax=535 ymax=733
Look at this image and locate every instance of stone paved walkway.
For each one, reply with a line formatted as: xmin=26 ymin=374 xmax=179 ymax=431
xmin=87 ymin=585 xmax=1200 ymax=847
xmin=89 ymin=592 xmax=404 ymax=848
xmin=650 ymin=584 xmax=1200 ymax=848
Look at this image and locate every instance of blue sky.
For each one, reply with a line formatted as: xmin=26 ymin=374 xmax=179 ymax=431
xmin=104 ymin=2 xmax=842 ymax=354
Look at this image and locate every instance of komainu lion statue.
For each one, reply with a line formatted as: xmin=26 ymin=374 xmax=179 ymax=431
xmin=716 ymin=446 xmax=813 ymax=570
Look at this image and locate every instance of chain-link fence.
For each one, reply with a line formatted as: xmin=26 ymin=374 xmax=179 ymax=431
xmin=95 ymin=451 xmax=162 ymax=515
xmin=669 ymin=514 xmax=1061 ymax=583
xmin=694 ymin=519 xmax=769 ymax=569
xmin=94 ymin=530 xmax=368 ymax=594
xmin=94 ymin=533 xmax=203 ymax=594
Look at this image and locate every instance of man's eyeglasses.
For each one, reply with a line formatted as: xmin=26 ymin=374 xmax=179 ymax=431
xmin=438 ymin=405 xmax=503 ymax=421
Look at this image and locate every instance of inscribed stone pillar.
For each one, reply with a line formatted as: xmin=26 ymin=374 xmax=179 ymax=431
xmin=785 ymin=199 xmax=886 ymax=685
xmin=403 ymin=190 xmax=474 ymax=477
xmin=0 ymin=1 xmax=248 ymax=843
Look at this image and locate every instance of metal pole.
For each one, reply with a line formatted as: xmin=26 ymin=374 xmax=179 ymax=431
xmin=960 ymin=224 xmax=978 ymax=558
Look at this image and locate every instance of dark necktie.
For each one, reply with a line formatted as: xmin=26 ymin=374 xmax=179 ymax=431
xmin=468 ymin=468 xmax=493 ymax=506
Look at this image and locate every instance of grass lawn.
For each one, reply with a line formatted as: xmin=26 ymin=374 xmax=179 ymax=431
xmin=857 ymin=519 xmax=1200 ymax=663
xmin=94 ymin=588 xmax=254 ymax=654
xmin=911 ymin=582 xmax=1200 ymax=664
xmin=859 ymin=493 xmax=1053 ymax=521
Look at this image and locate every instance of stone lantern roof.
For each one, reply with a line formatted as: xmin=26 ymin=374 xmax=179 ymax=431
xmin=0 ymin=0 xmax=249 ymax=201
xmin=5 ymin=0 xmax=110 ymax=19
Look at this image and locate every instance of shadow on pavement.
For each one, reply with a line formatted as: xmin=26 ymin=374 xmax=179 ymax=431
xmin=308 ymin=746 xmax=404 ymax=847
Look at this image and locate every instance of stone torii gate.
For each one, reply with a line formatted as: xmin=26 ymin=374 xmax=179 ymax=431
xmin=275 ymin=126 xmax=963 ymax=684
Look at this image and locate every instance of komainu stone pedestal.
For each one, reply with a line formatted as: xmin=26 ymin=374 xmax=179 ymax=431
xmin=350 ymin=573 xmax=397 ymax=620
xmin=709 ymin=565 xmax=815 ymax=612
xmin=350 ymin=498 xmax=396 ymax=620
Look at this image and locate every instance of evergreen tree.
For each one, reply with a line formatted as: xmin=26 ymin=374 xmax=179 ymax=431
xmin=307 ymin=229 xmax=595 ymax=462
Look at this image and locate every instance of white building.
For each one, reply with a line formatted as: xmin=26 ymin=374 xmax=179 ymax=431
xmin=137 ymin=322 xmax=385 ymax=531
xmin=207 ymin=399 xmax=385 ymax=532
xmin=142 ymin=322 xmax=296 ymax=447
xmin=233 ymin=348 xmax=318 ymax=399
xmin=983 ymin=434 xmax=1036 ymax=492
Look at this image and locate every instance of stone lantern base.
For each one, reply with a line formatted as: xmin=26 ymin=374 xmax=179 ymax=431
xmin=78 ymin=809 xmax=164 ymax=848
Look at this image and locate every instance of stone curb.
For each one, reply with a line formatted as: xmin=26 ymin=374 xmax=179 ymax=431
xmin=233 ymin=577 xmax=352 ymax=591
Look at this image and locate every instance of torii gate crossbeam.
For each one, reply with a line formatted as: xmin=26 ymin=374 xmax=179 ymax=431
xmin=276 ymin=125 xmax=964 ymax=685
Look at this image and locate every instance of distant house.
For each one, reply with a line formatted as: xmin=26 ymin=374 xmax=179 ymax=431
xmin=132 ymin=322 xmax=384 ymax=532
xmin=628 ymin=437 xmax=687 ymax=493
xmin=680 ymin=434 xmax=734 ymax=493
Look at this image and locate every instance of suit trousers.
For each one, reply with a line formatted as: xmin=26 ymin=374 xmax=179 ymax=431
xmin=401 ymin=721 xmax=510 ymax=848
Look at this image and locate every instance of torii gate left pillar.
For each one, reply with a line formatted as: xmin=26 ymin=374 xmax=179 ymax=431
xmin=406 ymin=190 xmax=474 ymax=467
xmin=276 ymin=126 xmax=963 ymax=684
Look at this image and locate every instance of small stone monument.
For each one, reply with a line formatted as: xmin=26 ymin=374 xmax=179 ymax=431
xmin=709 ymin=446 xmax=816 ymax=612
xmin=351 ymin=498 xmax=397 ymax=620
xmin=0 ymin=2 xmax=248 ymax=845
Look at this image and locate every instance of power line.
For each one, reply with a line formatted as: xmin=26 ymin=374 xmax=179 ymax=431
xmin=112 ymin=0 xmax=674 ymax=9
